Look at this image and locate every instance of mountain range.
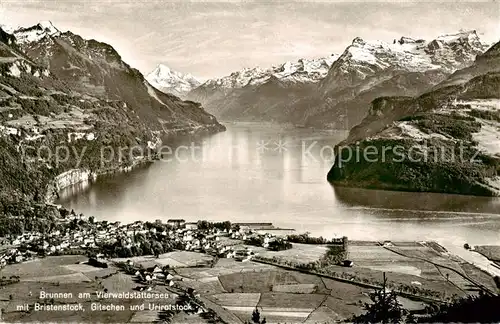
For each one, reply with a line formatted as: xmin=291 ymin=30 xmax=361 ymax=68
xmin=184 ymin=31 xmax=487 ymax=128
xmin=0 ymin=21 xmax=224 ymax=204
xmin=327 ymin=39 xmax=500 ymax=196
xmin=186 ymin=54 xmax=338 ymax=121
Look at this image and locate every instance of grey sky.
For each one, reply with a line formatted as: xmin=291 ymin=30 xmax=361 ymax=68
xmin=2 ymin=0 xmax=499 ymax=79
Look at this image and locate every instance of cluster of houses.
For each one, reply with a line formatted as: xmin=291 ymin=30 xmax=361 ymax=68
xmin=0 ymin=248 xmax=36 ymax=268
xmin=125 ymin=260 xmax=178 ymax=289
xmin=0 ymin=213 xmax=308 ymax=272
xmin=0 ymin=216 xmax=273 ymax=268
xmin=123 ymin=259 xmax=206 ymax=304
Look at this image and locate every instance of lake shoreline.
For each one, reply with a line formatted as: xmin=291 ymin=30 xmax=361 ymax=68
xmin=53 ymin=123 xmax=500 ymax=274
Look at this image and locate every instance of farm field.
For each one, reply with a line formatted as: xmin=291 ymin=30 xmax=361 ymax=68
xmin=342 ymin=242 xmax=490 ymax=298
xmin=175 ymin=258 xmax=274 ymax=280
xmin=0 ymin=240 xmax=494 ymax=323
xmin=0 ymin=255 xmax=88 ymax=278
xmin=459 ymin=262 xmax=499 ymax=293
xmin=272 ymin=283 xmax=317 ymax=293
xmin=257 ymin=243 xmax=328 ymax=264
xmin=304 ymin=305 xmax=342 ymax=323
xmin=174 ymin=259 xmax=372 ymax=323
xmin=111 ymin=251 xmax=214 ymax=269
xmin=206 ymin=293 xmax=261 ymax=307
xmin=0 ymin=256 xmax=173 ymax=323
xmin=169 ymin=241 xmax=492 ymax=322
xmin=221 ymin=240 xmax=329 ymax=265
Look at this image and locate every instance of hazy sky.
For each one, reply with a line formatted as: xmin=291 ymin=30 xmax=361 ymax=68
xmin=2 ymin=0 xmax=499 ymax=79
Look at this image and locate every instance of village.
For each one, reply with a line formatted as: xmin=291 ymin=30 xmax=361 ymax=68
xmin=0 ymin=208 xmax=304 ymax=270
xmin=1 ymin=208 xmax=498 ymax=323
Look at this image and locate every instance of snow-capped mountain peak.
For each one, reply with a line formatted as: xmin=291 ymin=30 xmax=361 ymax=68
xmin=352 ymin=37 xmax=366 ymax=46
xmin=335 ymin=31 xmax=486 ymax=75
xmin=203 ymin=54 xmax=339 ymax=89
xmin=434 ymin=30 xmax=480 ymax=44
xmin=0 ymin=23 xmax=20 ymax=34
xmin=146 ymin=64 xmax=202 ymax=98
xmin=12 ymin=20 xmax=61 ymax=44
xmin=38 ymin=21 xmax=59 ymax=34
xmin=152 ymin=64 xmax=176 ymax=78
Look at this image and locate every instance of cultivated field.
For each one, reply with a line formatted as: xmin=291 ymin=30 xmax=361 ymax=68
xmin=0 ymin=256 xmax=171 ymax=323
xmin=173 ymin=258 xmax=373 ymax=323
xmin=0 ymin=255 xmax=87 ymax=278
xmin=272 ymin=283 xmax=317 ymax=293
xmin=112 ymin=251 xmax=215 ymax=269
xmin=341 ymin=241 xmax=488 ymax=298
xmin=207 ymin=293 xmax=261 ymax=307
xmin=257 ymin=243 xmax=329 ymax=264
xmin=1 ymin=240 xmax=491 ymax=323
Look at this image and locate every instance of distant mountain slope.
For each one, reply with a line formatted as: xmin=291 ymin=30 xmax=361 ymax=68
xmin=327 ymin=40 xmax=500 ymax=196
xmin=11 ymin=22 xmax=223 ymax=133
xmin=186 ymin=55 xmax=338 ymax=120
xmin=146 ymin=64 xmax=201 ymax=98
xmin=189 ymin=31 xmax=486 ymax=128
xmin=0 ymin=22 xmax=224 ymax=205
xmin=302 ymin=31 xmax=488 ymax=129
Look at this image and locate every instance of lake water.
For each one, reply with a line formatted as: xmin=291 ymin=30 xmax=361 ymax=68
xmin=57 ymin=123 xmax=500 ymax=249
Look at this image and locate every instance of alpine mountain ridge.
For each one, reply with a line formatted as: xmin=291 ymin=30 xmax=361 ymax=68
xmin=190 ymin=31 xmax=488 ymax=128
xmin=327 ymin=39 xmax=500 ymax=196
xmin=186 ymin=54 xmax=339 ymax=120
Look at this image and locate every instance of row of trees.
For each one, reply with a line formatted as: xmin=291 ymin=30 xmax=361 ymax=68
xmin=267 ymin=239 xmax=292 ymax=251
xmin=244 ymin=236 xmax=293 ymax=251
xmin=196 ymin=220 xmax=233 ymax=231
xmin=286 ymin=233 xmax=332 ymax=244
xmin=99 ymin=235 xmax=184 ymax=259
xmin=244 ymin=236 xmax=264 ymax=247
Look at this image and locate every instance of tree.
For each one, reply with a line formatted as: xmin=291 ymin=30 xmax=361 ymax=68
xmin=251 ymin=307 xmax=266 ymax=324
xmin=115 ymin=246 xmax=132 ymax=258
xmin=352 ymin=273 xmax=411 ymax=324
xmin=142 ymin=241 xmax=152 ymax=255
xmin=152 ymin=240 xmax=163 ymax=257
xmin=423 ymin=295 xmax=500 ymax=323
xmin=134 ymin=232 xmax=146 ymax=244
xmin=268 ymin=239 xmax=292 ymax=251
xmin=131 ymin=245 xmax=143 ymax=257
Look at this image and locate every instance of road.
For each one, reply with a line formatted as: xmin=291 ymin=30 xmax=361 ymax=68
xmin=439 ymin=242 xmax=500 ymax=278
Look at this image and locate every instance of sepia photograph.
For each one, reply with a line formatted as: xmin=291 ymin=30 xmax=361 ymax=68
xmin=0 ymin=0 xmax=499 ymax=323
